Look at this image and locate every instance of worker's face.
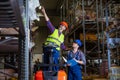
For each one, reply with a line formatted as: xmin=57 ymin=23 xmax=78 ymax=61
xmin=59 ymin=25 xmax=66 ymax=32
xmin=72 ymin=42 xmax=79 ymax=48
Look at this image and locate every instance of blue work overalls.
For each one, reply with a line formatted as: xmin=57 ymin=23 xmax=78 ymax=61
xmin=43 ymin=46 xmax=60 ymax=71
xmin=67 ymin=50 xmax=82 ymax=80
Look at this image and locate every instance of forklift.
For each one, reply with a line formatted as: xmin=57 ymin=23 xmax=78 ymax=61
xmin=35 ymin=43 xmax=67 ymax=80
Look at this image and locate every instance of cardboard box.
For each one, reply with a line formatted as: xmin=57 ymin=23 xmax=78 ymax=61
xmin=80 ymin=34 xmax=97 ymax=41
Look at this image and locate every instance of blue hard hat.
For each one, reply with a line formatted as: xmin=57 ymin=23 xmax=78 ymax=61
xmin=74 ymin=39 xmax=82 ymax=47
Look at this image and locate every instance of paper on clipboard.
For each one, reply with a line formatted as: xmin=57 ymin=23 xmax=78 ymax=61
xmin=62 ymin=56 xmax=67 ymax=63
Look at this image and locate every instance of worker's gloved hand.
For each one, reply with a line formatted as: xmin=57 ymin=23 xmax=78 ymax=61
xmin=73 ymin=58 xmax=78 ymax=63
xmin=73 ymin=58 xmax=84 ymax=65
xmin=40 ymin=6 xmax=46 ymax=15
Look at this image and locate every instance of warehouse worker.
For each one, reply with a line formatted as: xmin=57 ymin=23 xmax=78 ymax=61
xmin=40 ymin=6 xmax=68 ymax=71
xmin=67 ymin=39 xmax=86 ymax=80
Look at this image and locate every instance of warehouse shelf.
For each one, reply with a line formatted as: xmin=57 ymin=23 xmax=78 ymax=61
xmin=61 ymin=0 xmax=120 ymax=77
xmin=61 ymin=0 xmax=102 ymax=76
xmin=101 ymin=1 xmax=120 ymax=75
xmin=0 ymin=0 xmax=31 ymax=80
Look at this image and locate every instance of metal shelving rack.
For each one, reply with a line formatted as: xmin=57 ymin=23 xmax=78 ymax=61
xmin=61 ymin=0 xmax=120 ymax=76
xmin=61 ymin=0 xmax=102 ymax=75
xmin=0 ymin=0 xmax=30 ymax=80
xmin=103 ymin=0 xmax=120 ymax=67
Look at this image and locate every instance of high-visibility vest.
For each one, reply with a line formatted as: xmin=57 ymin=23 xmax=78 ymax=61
xmin=45 ymin=29 xmax=64 ymax=50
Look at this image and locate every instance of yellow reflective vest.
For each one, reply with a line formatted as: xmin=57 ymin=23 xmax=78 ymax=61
xmin=45 ymin=29 xmax=64 ymax=50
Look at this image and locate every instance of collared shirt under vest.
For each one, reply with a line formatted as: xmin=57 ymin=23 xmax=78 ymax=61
xmin=45 ymin=29 xmax=64 ymax=50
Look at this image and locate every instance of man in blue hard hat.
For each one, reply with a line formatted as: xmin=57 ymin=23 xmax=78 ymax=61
xmin=67 ymin=39 xmax=86 ymax=80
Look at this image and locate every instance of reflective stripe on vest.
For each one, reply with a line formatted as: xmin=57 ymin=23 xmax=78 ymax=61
xmin=45 ymin=29 xmax=64 ymax=50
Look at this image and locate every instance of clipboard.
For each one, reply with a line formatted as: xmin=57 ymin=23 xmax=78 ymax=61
xmin=62 ymin=56 xmax=78 ymax=66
